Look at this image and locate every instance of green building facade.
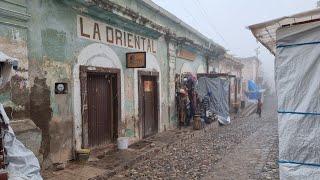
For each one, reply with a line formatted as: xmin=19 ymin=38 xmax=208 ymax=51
xmin=0 ymin=0 xmax=224 ymax=167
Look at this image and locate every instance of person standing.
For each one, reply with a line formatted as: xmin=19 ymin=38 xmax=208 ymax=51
xmin=178 ymin=89 xmax=190 ymax=129
xmin=257 ymin=98 xmax=262 ymax=118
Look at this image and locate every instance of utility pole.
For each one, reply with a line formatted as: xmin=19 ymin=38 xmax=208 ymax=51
xmin=255 ymin=46 xmax=260 ymax=59
xmin=254 ymin=46 xmax=261 ymax=84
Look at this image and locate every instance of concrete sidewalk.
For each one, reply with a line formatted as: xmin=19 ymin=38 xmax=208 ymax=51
xmin=42 ymin=122 xmax=219 ymax=179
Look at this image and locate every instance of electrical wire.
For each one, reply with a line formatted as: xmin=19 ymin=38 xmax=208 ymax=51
xmin=193 ymin=0 xmax=230 ymax=47
xmin=161 ymin=0 xmax=216 ymax=41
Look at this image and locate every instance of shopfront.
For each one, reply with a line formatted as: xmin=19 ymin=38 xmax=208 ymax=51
xmin=74 ymin=14 xmax=163 ymax=148
xmin=0 ymin=0 xmax=225 ymax=166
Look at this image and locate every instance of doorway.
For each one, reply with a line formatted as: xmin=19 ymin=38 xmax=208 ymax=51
xmin=139 ymin=71 xmax=159 ymax=138
xmin=80 ymin=66 xmax=120 ymax=148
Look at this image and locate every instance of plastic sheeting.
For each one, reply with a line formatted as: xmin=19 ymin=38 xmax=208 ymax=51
xmin=245 ymin=80 xmax=263 ymax=100
xmin=248 ymin=80 xmax=258 ymax=92
xmin=276 ymin=21 xmax=320 ymax=179
xmin=0 ymin=104 xmax=42 ymax=180
xmin=248 ymin=8 xmax=320 ymax=55
xmin=195 ymin=77 xmax=230 ymax=124
xmin=0 ymin=51 xmax=18 ymax=70
xmin=0 ymin=52 xmax=18 ymax=63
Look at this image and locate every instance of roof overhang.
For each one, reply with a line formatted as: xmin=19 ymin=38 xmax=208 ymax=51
xmin=248 ymin=8 xmax=320 ymax=55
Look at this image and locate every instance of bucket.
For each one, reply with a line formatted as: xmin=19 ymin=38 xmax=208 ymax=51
xmin=76 ymin=149 xmax=90 ymax=163
xmin=117 ymin=137 xmax=129 ymax=150
xmin=193 ymin=115 xmax=201 ymax=130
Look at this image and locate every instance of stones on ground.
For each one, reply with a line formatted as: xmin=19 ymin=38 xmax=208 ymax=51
xmin=108 ymin=98 xmax=279 ymax=179
xmin=54 ymin=163 xmax=66 ymax=171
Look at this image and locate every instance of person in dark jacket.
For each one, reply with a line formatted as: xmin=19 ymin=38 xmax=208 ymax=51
xmin=257 ymin=98 xmax=262 ymax=118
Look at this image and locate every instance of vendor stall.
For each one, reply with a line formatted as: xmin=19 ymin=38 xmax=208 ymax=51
xmin=196 ymin=74 xmax=230 ymax=125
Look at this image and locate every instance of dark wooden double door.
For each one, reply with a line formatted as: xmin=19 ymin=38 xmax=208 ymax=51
xmin=87 ymin=73 xmax=118 ymax=147
xmin=140 ymin=75 xmax=158 ymax=138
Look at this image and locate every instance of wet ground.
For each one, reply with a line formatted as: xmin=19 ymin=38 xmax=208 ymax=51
xmin=111 ymin=96 xmax=279 ymax=180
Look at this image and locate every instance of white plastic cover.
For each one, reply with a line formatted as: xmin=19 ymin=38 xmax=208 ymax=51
xmin=0 ymin=51 xmax=19 ymax=63
xmin=276 ymin=21 xmax=320 ymax=179
xmin=217 ymin=115 xmax=230 ymax=125
xmin=0 ymin=104 xmax=42 ymax=180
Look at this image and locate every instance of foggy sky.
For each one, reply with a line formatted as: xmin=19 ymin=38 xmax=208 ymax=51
xmin=152 ymin=0 xmax=317 ymax=87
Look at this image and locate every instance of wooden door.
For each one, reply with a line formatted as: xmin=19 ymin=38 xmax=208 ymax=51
xmin=87 ymin=73 xmax=116 ymax=147
xmin=141 ymin=76 xmax=158 ymax=138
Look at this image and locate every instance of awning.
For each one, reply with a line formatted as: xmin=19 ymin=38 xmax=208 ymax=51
xmin=248 ymin=8 xmax=320 ymax=55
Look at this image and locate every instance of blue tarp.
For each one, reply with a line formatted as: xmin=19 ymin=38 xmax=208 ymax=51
xmin=248 ymin=80 xmax=259 ymax=92
xmin=246 ymin=80 xmax=262 ymax=100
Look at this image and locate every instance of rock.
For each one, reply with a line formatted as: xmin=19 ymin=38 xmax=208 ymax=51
xmin=105 ymin=98 xmax=279 ymax=179
xmin=115 ymin=174 xmax=125 ymax=178
xmin=97 ymin=154 xmax=105 ymax=159
xmin=54 ymin=163 xmax=66 ymax=171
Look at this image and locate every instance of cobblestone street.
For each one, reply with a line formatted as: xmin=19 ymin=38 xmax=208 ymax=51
xmin=111 ymin=96 xmax=278 ymax=180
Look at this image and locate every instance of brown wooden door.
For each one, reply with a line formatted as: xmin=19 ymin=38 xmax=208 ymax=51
xmin=87 ymin=73 xmax=116 ymax=147
xmin=141 ymin=76 xmax=158 ymax=138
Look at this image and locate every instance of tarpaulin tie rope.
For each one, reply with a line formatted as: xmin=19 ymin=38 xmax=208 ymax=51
xmin=277 ymin=41 xmax=320 ymax=48
xmin=277 ymin=110 xmax=320 ymax=115
xmin=278 ymin=160 xmax=320 ymax=167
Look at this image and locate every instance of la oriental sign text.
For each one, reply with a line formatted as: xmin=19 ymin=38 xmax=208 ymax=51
xmin=77 ymin=15 xmax=157 ymax=53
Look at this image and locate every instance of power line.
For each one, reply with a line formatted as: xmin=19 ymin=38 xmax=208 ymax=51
xmin=162 ymin=0 xmax=218 ymax=42
xmin=193 ymin=0 xmax=230 ymax=47
xmin=157 ymin=0 xmax=228 ymax=48
xmin=180 ymin=3 xmax=203 ymax=32
xmin=179 ymin=1 xmax=214 ymax=39
xmin=161 ymin=0 xmax=200 ymax=28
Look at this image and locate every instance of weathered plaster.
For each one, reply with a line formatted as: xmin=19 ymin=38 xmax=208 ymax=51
xmin=133 ymin=53 xmax=162 ymax=138
xmin=0 ymin=24 xmax=29 ymax=120
xmin=74 ymin=43 xmax=124 ymax=150
xmin=180 ymin=62 xmax=196 ymax=74
xmin=0 ymin=0 xmax=225 ymax=166
xmin=197 ymin=64 xmax=206 ymax=74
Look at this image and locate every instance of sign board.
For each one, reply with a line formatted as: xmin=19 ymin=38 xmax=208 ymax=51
xmin=177 ymin=49 xmax=196 ymax=61
xmin=126 ymin=52 xmax=146 ymax=68
xmin=77 ymin=15 xmax=157 ymax=53
xmin=144 ymin=81 xmax=153 ymax=92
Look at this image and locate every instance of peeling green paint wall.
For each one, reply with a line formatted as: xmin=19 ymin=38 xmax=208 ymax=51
xmin=27 ymin=0 xmax=77 ymax=166
xmin=0 ymin=0 xmax=213 ymax=166
xmin=0 ymin=11 xmax=29 ymax=119
xmin=175 ymin=53 xmax=207 ymax=74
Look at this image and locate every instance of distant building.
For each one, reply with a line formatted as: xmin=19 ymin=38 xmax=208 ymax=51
xmin=239 ymin=56 xmax=262 ymax=92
